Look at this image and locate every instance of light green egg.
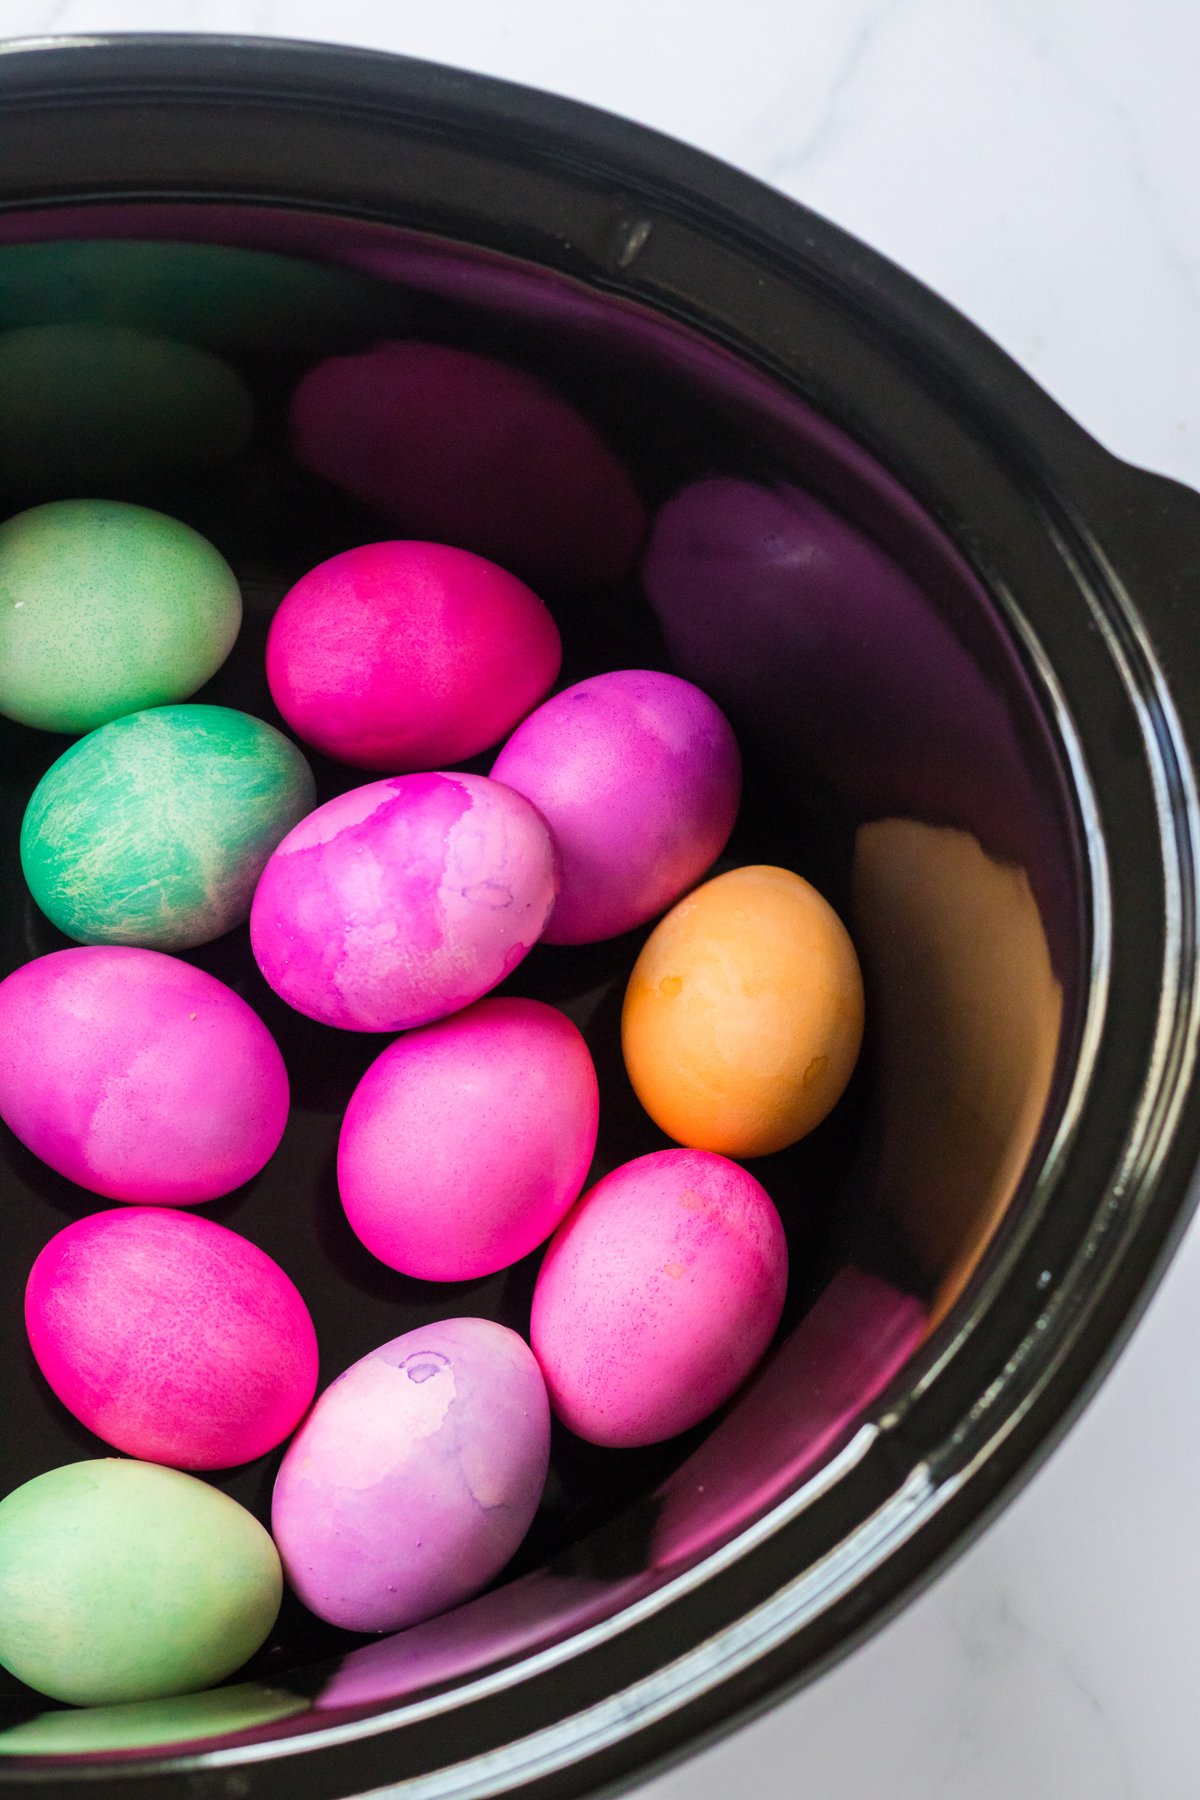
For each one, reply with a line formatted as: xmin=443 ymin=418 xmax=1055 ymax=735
xmin=0 ymin=1460 xmax=283 ymax=1707
xmin=21 ymin=704 xmax=317 ymax=949
xmin=0 ymin=500 xmax=242 ymax=735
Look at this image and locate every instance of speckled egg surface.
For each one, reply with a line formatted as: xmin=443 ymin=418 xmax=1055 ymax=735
xmin=21 ymin=704 xmax=316 ymax=950
xmin=338 ymin=997 xmax=599 ymax=1280
xmin=271 ymin=1318 xmax=550 ymax=1632
xmin=0 ymin=500 xmax=242 ymax=735
xmin=266 ymin=540 xmax=561 ymax=770
xmin=0 ymin=947 xmax=288 ymax=1204
xmin=250 ymin=772 xmax=558 ymax=1031
xmin=531 ymin=1148 xmax=789 ymax=1448
xmin=25 ymin=1208 xmax=318 ymax=1470
xmin=0 ymin=1459 xmax=281 ymax=1705
xmin=491 ymin=668 xmax=741 ymax=943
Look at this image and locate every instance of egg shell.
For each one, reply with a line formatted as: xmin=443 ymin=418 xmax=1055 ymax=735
xmin=621 ymin=864 xmax=864 ymax=1157
xmin=21 ymin=704 xmax=317 ymax=950
xmin=271 ymin=1318 xmax=550 ymax=1633
xmin=0 ymin=947 xmax=288 ymax=1205
xmin=338 ymin=997 xmax=599 ymax=1280
xmin=490 ymin=668 xmax=741 ymax=943
xmin=0 ymin=500 xmax=242 ymax=735
xmin=25 ymin=1208 xmax=319 ymax=1470
xmin=530 ymin=1148 xmax=788 ymax=1448
xmin=0 ymin=1459 xmax=282 ymax=1706
xmin=289 ymin=340 xmax=645 ymax=588
xmin=266 ymin=540 xmax=561 ymax=771
xmin=250 ymin=772 xmax=558 ymax=1032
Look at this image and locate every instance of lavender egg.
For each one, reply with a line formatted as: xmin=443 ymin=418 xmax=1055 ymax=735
xmin=271 ymin=1319 xmax=550 ymax=1633
xmin=250 ymin=772 xmax=558 ymax=1032
xmin=491 ymin=669 xmax=741 ymax=944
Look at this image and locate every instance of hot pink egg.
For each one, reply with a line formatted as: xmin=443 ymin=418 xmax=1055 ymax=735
xmin=265 ymin=540 xmax=562 ymax=772
xmin=250 ymin=772 xmax=558 ymax=1032
xmin=338 ymin=997 xmax=599 ymax=1281
xmin=491 ymin=669 xmax=741 ymax=943
xmin=25 ymin=1207 xmax=319 ymax=1470
xmin=272 ymin=1318 xmax=550 ymax=1632
xmin=0 ymin=947 xmax=288 ymax=1204
xmin=530 ymin=1148 xmax=788 ymax=1447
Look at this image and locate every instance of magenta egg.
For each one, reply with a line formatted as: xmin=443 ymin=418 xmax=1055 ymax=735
xmin=25 ymin=1208 xmax=319 ymax=1470
xmin=491 ymin=669 xmax=741 ymax=943
xmin=271 ymin=1318 xmax=550 ymax=1632
xmin=530 ymin=1148 xmax=788 ymax=1448
xmin=250 ymin=772 xmax=558 ymax=1032
xmin=0 ymin=947 xmax=288 ymax=1204
xmin=265 ymin=540 xmax=562 ymax=772
xmin=338 ymin=997 xmax=599 ymax=1281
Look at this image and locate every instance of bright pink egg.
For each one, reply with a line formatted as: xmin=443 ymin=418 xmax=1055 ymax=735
xmin=272 ymin=1318 xmax=550 ymax=1632
xmin=0 ymin=947 xmax=288 ymax=1204
xmin=530 ymin=1148 xmax=788 ymax=1447
xmin=265 ymin=540 xmax=561 ymax=772
xmin=25 ymin=1208 xmax=319 ymax=1470
xmin=491 ymin=669 xmax=741 ymax=944
xmin=250 ymin=772 xmax=558 ymax=1032
xmin=338 ymin=997 xmax=599 ymax=1281
xmin=288 ymin=341 xmax=645 ymax=589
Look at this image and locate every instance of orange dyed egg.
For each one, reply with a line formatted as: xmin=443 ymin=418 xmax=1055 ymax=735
xmin=621 ymin=864 xmax=864 ymax=1157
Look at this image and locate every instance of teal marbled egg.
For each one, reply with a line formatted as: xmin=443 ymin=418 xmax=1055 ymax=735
xmin=0 ymin=1460 xmax=282 ymax=1706
xmin=21 ymin=705 xmax=317 ymax=950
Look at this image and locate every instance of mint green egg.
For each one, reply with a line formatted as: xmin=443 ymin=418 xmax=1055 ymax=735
xmin=0 ymin=500 xmax=242 ymax=734
xmin=0 ymin=1460 xmax=282 ymax=1707
xmin=21 ymin=705 xmax=317 ymax=950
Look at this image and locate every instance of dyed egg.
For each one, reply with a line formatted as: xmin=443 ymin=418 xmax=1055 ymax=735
xmin=530 ymin=1148 xmax=788 ymax=1448
xmin=0 ymin=321 xmax=253 ymax=503
xmin=250 ymin=772 xmax=558 ymax=1031
xmin=338 ymin=997 xmax=599 ymax=1280
xmin=271 ymin=1319 xmax=550 ymax=1632
xmin=25 ymin=1208 xmax=318 ymax=1469
xmin=266 ymin=540 xmax=561 ymax=771
xmin=491 ymin=669 xmax=740 ymax=943
xmin=622 ymin=865 xmax=864 ymax=1157
xmin=21 ymin=704 xmax=316 ymax=949
xmin=0 ymin=500 xmax=241 ymax=735
xmin=289 ymin=341 xmax=645 ymax=588
xmin=0 ymin=947 xmax=288 ymax=1204
xmin=0 ymin=1460 xmax=282 ymax=1705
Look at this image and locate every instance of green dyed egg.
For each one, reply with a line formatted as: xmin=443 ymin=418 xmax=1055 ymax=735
xmin=21 ymin=704 xmax=317 ymax=950
xmin=0 ymin=320 xmax=253 ymax=503
xmin=0 ymin=1460 xmax=282 ymax=1706
xmin=0 ymin=501 xmax=242 ymax=734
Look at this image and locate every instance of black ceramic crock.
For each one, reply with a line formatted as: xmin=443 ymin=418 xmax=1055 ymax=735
xmin=0 ymin=32 xmax=1199 ymax=1800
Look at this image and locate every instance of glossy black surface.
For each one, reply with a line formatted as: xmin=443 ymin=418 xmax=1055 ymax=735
xmin=0 ymin=34 xmax=1196 ymax=1800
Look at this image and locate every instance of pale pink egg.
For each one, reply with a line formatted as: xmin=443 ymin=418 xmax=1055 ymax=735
xmin=530 ymin=1148 xmax=788 ymax=1447
xmin=265 ymin=540 xmax=561 ymax=772
xmin=25 ymin=1208 xmax=319 ymax=1470
xmin=0 ymin=947 xmax=288 ymax=1204
xmin=250 ymin=772 xmax=558 ymax=1032
xmin=338 ymin=997 xmax=599 ymax=1281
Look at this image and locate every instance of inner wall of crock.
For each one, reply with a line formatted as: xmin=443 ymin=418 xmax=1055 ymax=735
xmin=0 ymin=210 xmax=1082 ymax=1755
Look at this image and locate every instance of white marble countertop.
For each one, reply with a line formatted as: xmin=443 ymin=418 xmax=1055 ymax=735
xmin=2 ymin=2 xmax=1199 ymax=1795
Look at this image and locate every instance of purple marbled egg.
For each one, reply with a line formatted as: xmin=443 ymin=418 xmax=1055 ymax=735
xmin=491 ymin=669 xmax=740 ymax=944
xmin=271 ymin=1318 xmax=551 ymax=1632
xmin=249 ymin=772 xmax=558 ymax=1031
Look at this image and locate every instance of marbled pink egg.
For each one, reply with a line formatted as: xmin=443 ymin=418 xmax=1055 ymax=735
xmin=250 ymin=772 xmax=558 ymax=1032
xmin=265 ymin=540 xmax=561 ymax=771
xmin=530 ymin=1148 xmax=788 ymax=1447
xmin=271 ymin=1318 xmax=550 ymax=1632
xmin=0 ymin=947 xmax=288 ymax=1204
xmin=338 ymin=997 xmax=599 ymax=1281
xmin=491 ymin=669 xmax=740 ymax=943
xmin=25 ymin=1207 xmax=319 ymax=1469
